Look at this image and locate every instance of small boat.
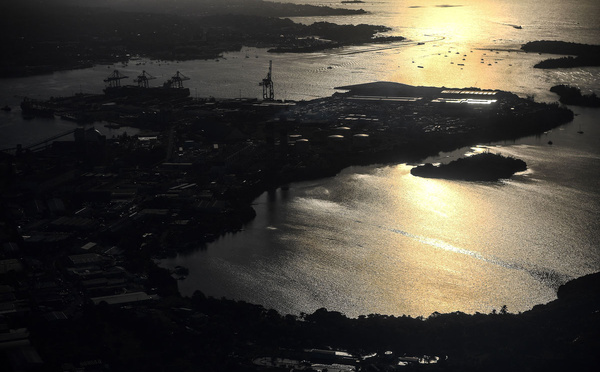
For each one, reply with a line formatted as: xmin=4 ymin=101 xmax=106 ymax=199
xmin=513 ymin=25 xmax=523 ymax=29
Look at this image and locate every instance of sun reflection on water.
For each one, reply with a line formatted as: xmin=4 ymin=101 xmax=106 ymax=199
xmin=378 ymin=166 xmax=515 ymax=314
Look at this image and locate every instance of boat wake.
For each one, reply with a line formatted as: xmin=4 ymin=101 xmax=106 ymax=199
xmin=381 ymin=225 xmax=570 ymax=290
xmin=492 ymin=20 xmax=523 ymax=29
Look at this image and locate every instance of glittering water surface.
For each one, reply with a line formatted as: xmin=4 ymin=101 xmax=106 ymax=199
xmin=160 ymin=0 xmax=600 ymax=317
xmin=2 ymin=0 xmax=600 ymax=317
xmin=167 ymin=119 xmax=600 ymax=317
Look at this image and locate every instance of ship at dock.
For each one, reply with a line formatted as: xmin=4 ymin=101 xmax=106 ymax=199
xmin=103 ymin=70 xmax=191 ymax=99
xmin=20 ymin=97 xmax=55 ymax=119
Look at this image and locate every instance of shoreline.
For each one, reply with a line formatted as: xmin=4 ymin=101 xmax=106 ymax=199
xmin=1 ymin=81 xmax=575 ymax=261
xmin=0 ymin=61 xmax=596 ymax=372
xmin=521 ymin=40 xmax=600 ymax=69
xmin=2 ymin=2 xmax=379 ymax=79
xmin=1 ymin=2 xmax=598 ymax=370
xmin=1 ymin=82 xmax=573 ymax=257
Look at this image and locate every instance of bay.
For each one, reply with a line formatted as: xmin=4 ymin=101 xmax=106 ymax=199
xmin=164 ymin=107 xmax=600 ymax=318
xmin=2 ymin=0 xmax=599 ymax=317
xmin=159 ymin=0 xmax=600 ymax=317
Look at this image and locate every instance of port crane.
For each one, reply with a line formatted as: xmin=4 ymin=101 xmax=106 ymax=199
xmin=103 ymin=70 xmax=129 ymax=88
xmin=259 ymin=60 xmax=274 ymax=101
xmin=133 ymin=70 xmax=156 ymax=88
xmin=163 ymin=71 xmax=190 ymax=89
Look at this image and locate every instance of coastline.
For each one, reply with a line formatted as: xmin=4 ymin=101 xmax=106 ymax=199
xmin=0 ymin=5 xmax=600 ymax=371
xmin=17 ymin=266 xmax=600 ymax=371
xmin=1 ymin=82 xmax=576 ymax=275
xmin=1 ymin=1 xmax=599 ymax=370
xmin=550 ymin=85 xmax=600 ymax=107
xmin=2 ymin=2 xmax=376 ymax=79
xmin=7 ymin=81 xmax=574 ymax=213
xmin=521 ymin=40 xmax=600 ymax=69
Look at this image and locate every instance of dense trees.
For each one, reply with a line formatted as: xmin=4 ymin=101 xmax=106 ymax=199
xmin=16 ymin=272 xmax=600 ymax=371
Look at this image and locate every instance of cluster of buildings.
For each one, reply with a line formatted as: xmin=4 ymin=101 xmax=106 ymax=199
xmin=253 ymin=348 xmax=440 ymax=371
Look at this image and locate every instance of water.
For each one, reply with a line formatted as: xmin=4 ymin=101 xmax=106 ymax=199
xmin=3 ymin=0 xmax=600 ymax=317
xmin=165 ymin=114 xmax=600 ymax=317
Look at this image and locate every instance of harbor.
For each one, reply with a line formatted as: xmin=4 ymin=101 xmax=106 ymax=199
xmin=1 ymin=1 xmax=599 ymax=370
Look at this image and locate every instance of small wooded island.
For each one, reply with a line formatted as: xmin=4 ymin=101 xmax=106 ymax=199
xmin=410 ymin=152 xmax=527 ymax=181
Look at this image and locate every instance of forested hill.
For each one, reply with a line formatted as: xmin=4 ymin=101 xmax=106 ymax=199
xmin=21 ymin=270 xmax=600 ymax=371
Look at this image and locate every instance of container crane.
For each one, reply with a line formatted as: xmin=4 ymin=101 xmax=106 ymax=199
xmin=163 ymin=71 xmax=190 ymax=89
xmin=103 ymin=70 xmax=129 ymax=88
xmin=259 ymin=60 xmax=274 ymax=101
xmin=133 ymin=70 xmax=156 ymax=88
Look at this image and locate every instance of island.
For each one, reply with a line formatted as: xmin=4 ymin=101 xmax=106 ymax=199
xmin=550 ymin=84 xmax=600 ymax=107
xmin=521 ymin=40 xmax=600 ymax=69
xmin=410 ymin=152 xmax=527 ymax=181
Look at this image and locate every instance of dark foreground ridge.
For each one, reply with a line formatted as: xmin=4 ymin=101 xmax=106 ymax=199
xmin=2 ymin=267 xmax=598 ymax=371
xmin=0 ymin=81 xmax=579 ymax=371
xmin=410 ymin=152 xmax=527 ymax=181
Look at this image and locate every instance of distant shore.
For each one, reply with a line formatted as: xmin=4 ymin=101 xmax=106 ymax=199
xmin=268 ymin=35 xmax=406 ymax=53
xmin=522 ymin=40 xmax=600 ymax=68
xmin=2 ymin=1 xmax=380 ymax=78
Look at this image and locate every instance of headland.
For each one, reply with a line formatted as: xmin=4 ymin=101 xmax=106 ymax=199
xmin=550 ymin=84 xmax=600 ymax=107
xmin=522 ymin=40 xmax=600 ymax=69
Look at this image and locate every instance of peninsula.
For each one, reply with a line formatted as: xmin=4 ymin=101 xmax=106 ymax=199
xmin=2 ymin=80 xmax=574 ymax=252
xmin=550 ymin=84 xmax=600 ymax=107
xmin=410 ymin=152 xmax=527 ymax=181
xmin=0 ymin=78 xmax=584 ymax=371
xmin=522 ymin=40 xmax=600 ymax=69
